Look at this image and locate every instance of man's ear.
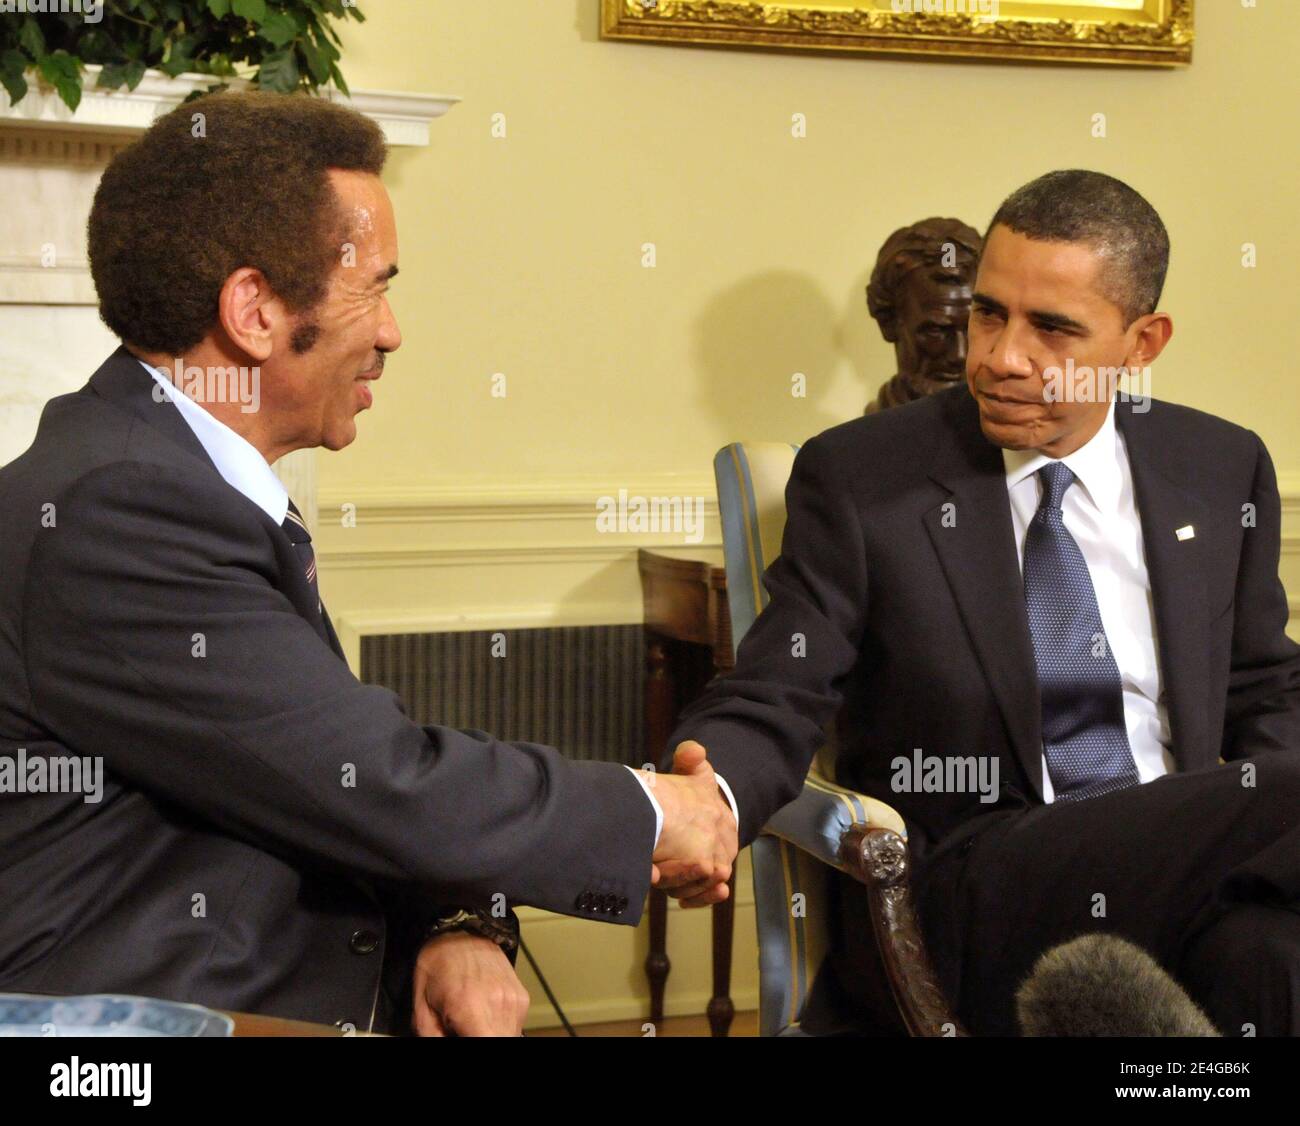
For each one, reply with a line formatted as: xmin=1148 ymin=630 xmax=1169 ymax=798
xmin=1123 ymin=311 xmax=1173 ymax=370
xmin=217 ymin=267 xmax=277 ymax=363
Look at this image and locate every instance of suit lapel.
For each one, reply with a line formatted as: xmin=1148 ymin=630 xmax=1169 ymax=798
xmin=89 ymin=347 xmax=351 ymax=663
xmin=1115 ymin=400 xmax=1212 ymax=770
xmin=319 ymin=603 xmax=349 ymax=666
xmin=923 ymin=389 xmax=1046 ymax=799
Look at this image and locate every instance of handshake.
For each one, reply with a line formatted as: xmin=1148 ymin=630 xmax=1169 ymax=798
xmin=637 ymin=740 xmax=739 ymax=908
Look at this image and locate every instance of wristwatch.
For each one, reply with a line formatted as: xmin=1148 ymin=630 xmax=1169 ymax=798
xmin=427 ymin=907 xmax=520 ymax=958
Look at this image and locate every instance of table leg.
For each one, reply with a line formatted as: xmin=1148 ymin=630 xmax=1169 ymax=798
xmin=646 ymin=888 xmax=669 ymax=1028
xmin=643 ymin=634 xmax=675 ymax=1026
xmin=707 ymin=869 xmax=737 ymax=1036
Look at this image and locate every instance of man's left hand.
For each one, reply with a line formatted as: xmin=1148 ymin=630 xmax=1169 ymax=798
xmin=411 ymin=931 xmax=530 ymax=1036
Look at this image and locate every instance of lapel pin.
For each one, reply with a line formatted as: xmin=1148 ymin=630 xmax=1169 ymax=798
xmin=1175 ymin=525 xmax=1195 ymax=541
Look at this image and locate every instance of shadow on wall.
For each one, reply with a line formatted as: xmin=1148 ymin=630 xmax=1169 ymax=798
xmin=690 ymin=268 xmax=894 ymax=445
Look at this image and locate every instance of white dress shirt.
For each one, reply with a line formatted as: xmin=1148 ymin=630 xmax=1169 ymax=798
xmin=144 ymin=361 xmax=288 ymax=525
xmin=141 ymin=361 xmax=736 ymax=844
xmin=1002 ymin=398 xmax=1176 ymax=801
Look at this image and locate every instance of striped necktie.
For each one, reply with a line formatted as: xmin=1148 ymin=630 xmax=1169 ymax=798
xmin=281 ymin=499 xmax=320 ymax=614
xmin=1023 ymin=461 xmax=1139 ymax=802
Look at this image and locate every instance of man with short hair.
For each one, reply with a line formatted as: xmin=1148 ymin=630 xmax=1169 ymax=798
xmin=0 ymin=91 xmax=737 ymax=1036
xmin=672 ymin=170 xmax=1300 ymax=1035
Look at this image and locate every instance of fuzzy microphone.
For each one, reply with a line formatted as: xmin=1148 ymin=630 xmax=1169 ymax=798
xmin=1016 ymin=934 xmax=1220 ymax=1036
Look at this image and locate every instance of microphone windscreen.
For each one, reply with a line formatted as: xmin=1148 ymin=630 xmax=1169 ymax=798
xmin=1016 ymin=933 xmax=1220 ymax=1037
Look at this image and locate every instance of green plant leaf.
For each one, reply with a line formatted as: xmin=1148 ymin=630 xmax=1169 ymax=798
xmin=258 ymin=11 xmax=299 ymax=48
xmin=19 ymin=17 xmax=47 ymax=61
xmin=38 ymin=50 xmax=81 ymax=112
xmin=0 ymin=70 xmax=27 ymax=105
xmin=298 ymin=37 xmax=329 ymax=84
xmin=328 ymin=57 xmax=348 ymax=96
xmin=232 ymin=0 xmax=268 ymax=22
xmin=160 ymin=34 xmax=199 ymax=78
xmin=73 ymin=29 xmax=114 ymax=65
xmin=207 ymin=52 xmax=237 ymax=77
xmin=38 ymin=50 xmax=79 ymax=82
xmin=315 ymin=14 xmax=343 ymax=47
xmin=124 ymin=59 xmax=148 ymax=90
xmin=256 ymin=47 xmax=298 ymax=92
xmin=310 ymin=21 xmax=340 ymax=61
xmin=0 ymin=1 xmax=364 ymax=107
xmin=96 ymin=62 xmax=129 ymax=90
xmin=0 ymin=50 xmax=28 ymax=106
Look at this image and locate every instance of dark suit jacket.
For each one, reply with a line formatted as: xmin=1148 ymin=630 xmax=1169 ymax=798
xmin=671 ymin=383 xmax=1300 ymax=876
xmin=0 ymin=347 xmax=654 ymax=1032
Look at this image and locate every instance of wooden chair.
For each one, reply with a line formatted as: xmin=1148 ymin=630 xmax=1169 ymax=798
xmin=714 ymin=442 xmax=966 ymax=1036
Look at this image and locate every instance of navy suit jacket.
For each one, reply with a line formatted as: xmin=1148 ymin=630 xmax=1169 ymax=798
xmin=0 ymin=347 xmax=654 ymax=1031
xmin=671 ymin=384 xmax=1300 ymax=872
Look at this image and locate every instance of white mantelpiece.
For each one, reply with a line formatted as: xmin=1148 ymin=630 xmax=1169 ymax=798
xmin=0 ymin=64 xmax=460 ymax=147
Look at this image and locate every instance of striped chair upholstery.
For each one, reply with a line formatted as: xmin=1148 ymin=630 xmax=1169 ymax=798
xmin=714 ymin=442 xmax=909 ymax=1037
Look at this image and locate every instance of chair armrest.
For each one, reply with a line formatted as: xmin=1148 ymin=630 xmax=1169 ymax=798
xmin=757 ymin=775 xmax=964 ymax=1036
xmin=763 ymin=774 xmax=908 ymax=875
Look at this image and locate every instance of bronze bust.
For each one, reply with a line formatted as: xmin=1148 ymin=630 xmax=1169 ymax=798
xmin=864 ymin=217 xmax=983 ymax=414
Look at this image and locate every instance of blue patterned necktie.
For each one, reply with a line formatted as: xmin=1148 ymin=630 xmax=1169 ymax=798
xmin=281 ymin=499 xmax=321 ymax=615
xmin=1023 ymin=461 xmax=1138 ymax=802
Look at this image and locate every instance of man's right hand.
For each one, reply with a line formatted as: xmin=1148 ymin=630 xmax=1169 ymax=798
xmin=641 ymin=740 xmax=737 ymax=908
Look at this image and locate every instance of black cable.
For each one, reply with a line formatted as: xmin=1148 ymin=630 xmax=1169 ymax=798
xmin=520 ymin=936 xmax=578 ymax=1037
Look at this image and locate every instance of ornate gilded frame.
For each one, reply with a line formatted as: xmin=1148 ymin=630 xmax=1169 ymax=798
xmin=600 ymin=1 xmax=1193 ymax=67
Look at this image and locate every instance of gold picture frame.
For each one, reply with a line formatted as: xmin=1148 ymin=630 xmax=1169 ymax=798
xmin=600 ymin=0 xmax=1193 ymax=67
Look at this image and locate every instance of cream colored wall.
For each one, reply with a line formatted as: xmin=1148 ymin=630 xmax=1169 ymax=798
xmin=317 ymin=1 xmax=1300 ymax=1028
xmin=330 ymin=0 xmax=1300 ymax=487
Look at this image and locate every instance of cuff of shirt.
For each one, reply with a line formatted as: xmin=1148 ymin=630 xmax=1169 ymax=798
xmin=714 ymin=772 xmax=740 ymax=830
xmin=625 ymin=765 xmax=663 ymax=846
xmin=623 ymin=766 xmax=740 ymax=849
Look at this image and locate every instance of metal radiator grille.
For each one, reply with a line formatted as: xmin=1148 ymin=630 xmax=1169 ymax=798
xmin=359 ymin=625 xmax=644 ymax=765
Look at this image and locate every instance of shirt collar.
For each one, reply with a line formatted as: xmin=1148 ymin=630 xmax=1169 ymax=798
xmin=140 ymin=361 xmax=289 ymax=526
xmin=1001 ymin=397 xmax=1122 ymax=514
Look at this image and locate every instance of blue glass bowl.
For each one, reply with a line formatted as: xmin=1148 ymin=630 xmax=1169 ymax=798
xmin=0 ymin=993 xmax=234 ymax=1037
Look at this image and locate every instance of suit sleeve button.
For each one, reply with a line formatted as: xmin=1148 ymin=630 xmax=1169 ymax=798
xmin=349 ymin=929 xmax=380 ymax=955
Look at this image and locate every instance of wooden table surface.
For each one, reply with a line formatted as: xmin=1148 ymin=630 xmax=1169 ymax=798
xmin=227 ymin=1010 xmax=383 ymax=1036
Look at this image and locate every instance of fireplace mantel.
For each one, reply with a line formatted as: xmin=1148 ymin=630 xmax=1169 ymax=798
xmin=0 ymin=64 xmax=459 ymax=147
